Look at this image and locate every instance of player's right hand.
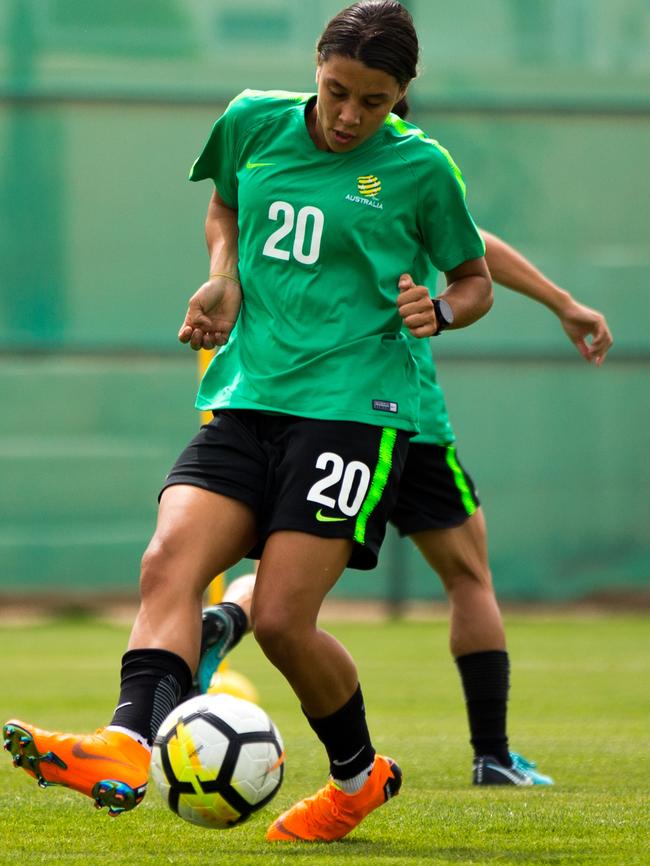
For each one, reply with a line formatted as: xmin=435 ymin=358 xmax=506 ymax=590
xmin=178 ymin=275 xmax=242 ymax=350
xmin=396 ymin=273 xmax=437 ymax=337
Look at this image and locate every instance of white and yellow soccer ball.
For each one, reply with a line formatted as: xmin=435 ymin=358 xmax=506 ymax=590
xmin=150 ymin=693 xmax=284 ymax=829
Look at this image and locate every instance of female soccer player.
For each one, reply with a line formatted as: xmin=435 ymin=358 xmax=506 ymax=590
xmin=189 ymin=106 xmax=613 ymax=786
xmin=4 ymin=1 xmax=492 ymax=843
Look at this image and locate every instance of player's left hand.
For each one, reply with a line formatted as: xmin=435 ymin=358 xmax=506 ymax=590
xmin=559 ymin=300 xmax=613 ymax=366
xmin=396 ymin=274 xmax=437 ymax=337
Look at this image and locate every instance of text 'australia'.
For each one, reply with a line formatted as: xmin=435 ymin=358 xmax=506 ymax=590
xmin=345 ymin=194 xmax=384 ymax=210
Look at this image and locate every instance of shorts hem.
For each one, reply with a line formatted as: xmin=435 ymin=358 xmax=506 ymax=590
xmin=391 ymin=510 xmax=475 ymax=537
xmin=158 ymin=477 xmax=258 ymax=512
xmin=262 ymin=521 xmax=379 ymax=571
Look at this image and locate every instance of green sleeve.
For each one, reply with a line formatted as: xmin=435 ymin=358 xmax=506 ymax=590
xmin=416 ymin=145 xmax=486 ymax=273
xmin=188 ymin=92 xmax=249 ymax=207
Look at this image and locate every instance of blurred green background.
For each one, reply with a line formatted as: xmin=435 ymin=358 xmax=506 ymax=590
xmin=1 ymin=0 xmax=648 ymax=603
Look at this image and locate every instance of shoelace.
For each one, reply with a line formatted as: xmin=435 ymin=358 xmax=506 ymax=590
xmin=311 ymin=784 xmax=343 ymax=823
xmin=296 ymin=782 xmax=354 ymax=838
xmin=294 ymin=771 xmax=384 ymax=837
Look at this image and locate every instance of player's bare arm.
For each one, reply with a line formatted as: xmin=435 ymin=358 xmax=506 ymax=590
xmin=481 ymin=229 xmax=613 ymax=365
xmin=439 ymin=257 xmax=493 ymax=330
xmin=178 ymin=189 xmax=241 ymax=350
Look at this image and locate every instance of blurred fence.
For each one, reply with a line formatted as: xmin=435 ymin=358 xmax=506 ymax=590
xmin=1 ymin=0 xmax=649 ymax=602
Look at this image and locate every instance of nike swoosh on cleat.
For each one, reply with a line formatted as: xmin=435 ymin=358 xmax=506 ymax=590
xmin=272 ymin=819 xmax=305 ymax=841
xmin=71 ymin=742 xmax=137 ymax=768
xmin=485 ymin=762 xmax=533 ymax=785
xmin=246 ymin=161 xmax=275 ymax=169
xmin=315 ymin=509 xmax=348 ymax=523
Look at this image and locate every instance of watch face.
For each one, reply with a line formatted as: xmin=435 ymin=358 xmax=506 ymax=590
xmin=435 ymin=298 xmax=454 ymax=327
xmin=438 ymin=298 xmax=454 ymax=325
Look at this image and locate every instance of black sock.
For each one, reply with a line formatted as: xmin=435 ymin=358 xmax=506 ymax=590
xmin=304 ymin=684 xmax=375 ymax=781
xmin=455 ymin=650 xmax=511 ymax=767
xmin=201 ymin=602 xmax=248 ymax=654
xmin=110 ymin=649 xmax=193 ymax=747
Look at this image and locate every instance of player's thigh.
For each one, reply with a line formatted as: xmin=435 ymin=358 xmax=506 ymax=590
xmin=253 ymin=531 xmax=354 ymax=631
xmin=143 ymin=410 xmax=267 ymax=593
xmin=141 ymin=485 xmax=257 ymax=598
xmin=150 ymin=484 xmax=257 ymax=580
xmin=411 ymin=507 xmax=491 ymax=590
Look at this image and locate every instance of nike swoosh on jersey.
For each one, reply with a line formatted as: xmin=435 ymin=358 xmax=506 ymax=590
xmin=71 ymin=741 xmax=137 ymax=767
xmin=245 ymin=161 xmax=275 ymax=169
xmin=315 ymin=509 xmax=348 ymax=523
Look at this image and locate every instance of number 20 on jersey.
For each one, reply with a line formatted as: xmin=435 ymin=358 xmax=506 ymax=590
xmin=263 ymin=201 xmax=324 ymax=265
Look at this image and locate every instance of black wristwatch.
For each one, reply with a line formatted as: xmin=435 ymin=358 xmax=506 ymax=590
xmin=432 ymin=298 xmax=454 ymax=335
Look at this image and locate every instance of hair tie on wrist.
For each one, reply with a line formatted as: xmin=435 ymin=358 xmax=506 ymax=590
xmin=209 ymin=272 xmax=240 ymax=284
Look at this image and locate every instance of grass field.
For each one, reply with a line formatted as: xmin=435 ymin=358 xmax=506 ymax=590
xmin=1 ymin=613 xmax=648 ymax=866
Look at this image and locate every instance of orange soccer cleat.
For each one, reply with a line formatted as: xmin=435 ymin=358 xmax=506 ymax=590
xmin=266 ymin=754 xmax=402 ymax=842
xmin=3 ymin=719 xmax=150 ymax=815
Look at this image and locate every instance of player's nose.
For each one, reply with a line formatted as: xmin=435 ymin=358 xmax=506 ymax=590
xmin=338 ymin=101 xmax=361 ymax=127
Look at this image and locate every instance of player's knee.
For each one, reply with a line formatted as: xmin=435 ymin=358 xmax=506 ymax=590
xmin=252 ymin=609 xmax=304 ymax=665
xmin=139 ymin=537 xmax=175 ymax=599
xmin=252 ymin=614 xmax=287 ymax=660
xmin=440 ymin=561 xmax=494 ymax=596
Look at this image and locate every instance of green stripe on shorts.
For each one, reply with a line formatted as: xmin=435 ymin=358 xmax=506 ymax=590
xmin=445 ymin=445 xmax=478 ymax=516
xmin=354 ymin=427 xmax=398 ymax=545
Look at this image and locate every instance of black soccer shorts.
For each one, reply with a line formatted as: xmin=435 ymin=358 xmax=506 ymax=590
xmin=161 ymin=409 xmax=409 ymax=570
xmin=390 ymin=442 xmax=481 ymax=536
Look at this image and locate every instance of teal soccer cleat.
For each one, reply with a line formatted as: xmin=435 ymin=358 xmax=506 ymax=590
xmin=473 ymin=751 xmax=554 ymax=786
xmin=194 ymin=606 xmax=236 ymax=694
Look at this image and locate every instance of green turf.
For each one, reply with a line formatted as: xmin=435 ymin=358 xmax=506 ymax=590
xmin=1 ymin=614 xmax=648 ymax=865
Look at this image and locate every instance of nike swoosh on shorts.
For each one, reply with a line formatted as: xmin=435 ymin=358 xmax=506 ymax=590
xmin=315 ymin=509 xmax=348 ymax=523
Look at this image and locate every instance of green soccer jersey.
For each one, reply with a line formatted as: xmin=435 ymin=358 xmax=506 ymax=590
xmin=189 ymin=90 xmax=484 ymax=432
xmin=408 ymin=336 xmax=455 ymax=445
xmin=405 ymin=244 xmax=455 ymax=446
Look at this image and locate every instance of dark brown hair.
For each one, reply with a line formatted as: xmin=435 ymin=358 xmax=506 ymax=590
xmin=392 ymin=96 xmax=410 ymax=119
xmin=317 ymin=1 xmax=419 ymax=89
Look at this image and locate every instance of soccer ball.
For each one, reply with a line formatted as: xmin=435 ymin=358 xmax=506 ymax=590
xmin=150 ymin=693 xmax=284 ymax=829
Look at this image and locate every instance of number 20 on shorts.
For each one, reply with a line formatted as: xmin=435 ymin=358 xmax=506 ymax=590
xmin=307 ymin=452 xmax=371 ymax=517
